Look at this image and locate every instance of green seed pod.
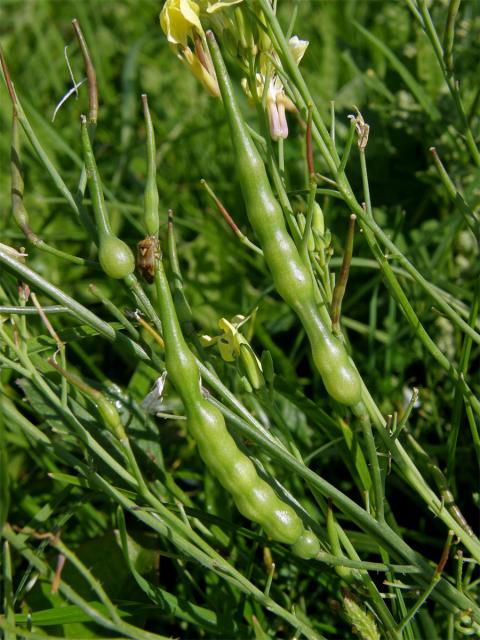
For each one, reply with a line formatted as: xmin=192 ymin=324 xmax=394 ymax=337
xmin=142 ymin=95 xmax=160 ymax=237
xmin=240 ymin=375 xmax=253 ymax=394
xmin=207 ymin=32 xmax=363 ymax=407
xmin=11 ymin=112 xmax=32 ymax=236
xmin=312 ymin=202 xmax=325 ymax=236
xmin=81 ymin=115 xmax=134 ymax=279
xmin=260 ymin=350 xmax=275 ymax=385
xmin=98 ymin=236 xmax=135 ymax=279
xmin=154 ymin=240 xmax=321 ymax=556
xmin=326 ymin=501 xmax=353 ymax=581
xmin=239 ymin=343 xmax=264 ymax=390
xmin=291 ymin=530 xmax=321 ymax=559
xmin=297 ymin=213 xmax=315 ymax=252
xmin=297 ymin=303 xmax=362 ymax=406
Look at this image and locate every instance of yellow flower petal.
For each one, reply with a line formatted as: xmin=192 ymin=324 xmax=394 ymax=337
xmin=160 ymin=0 xmax=203 ymax=47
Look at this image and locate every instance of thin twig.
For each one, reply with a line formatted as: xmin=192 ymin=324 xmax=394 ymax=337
xmin=331 ymin=214 xmax=356 ymax=335
xmin=72 ymin=18 xmax=98 ymax=123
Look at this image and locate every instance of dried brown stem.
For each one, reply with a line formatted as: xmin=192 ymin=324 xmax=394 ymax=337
xmin=0 ymin=45 xmax=17 ymax=105
xmin=331 ymin=214 xmax=356 ymax=335
xmin=201 ymin=179 xmax=242 ymax=239
xmin=72 ymin=18 xmax=98 ymax=123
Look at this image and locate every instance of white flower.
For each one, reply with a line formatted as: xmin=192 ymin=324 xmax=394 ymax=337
xmin=242 ymin=36 xmax=309 ymax=141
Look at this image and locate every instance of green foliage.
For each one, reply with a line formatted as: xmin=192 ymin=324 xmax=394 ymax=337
xmin=1 ymin=1 xmax=479 ymax=639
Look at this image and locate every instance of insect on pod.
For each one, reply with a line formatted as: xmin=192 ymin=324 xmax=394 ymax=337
xmin=137 ymin=235 xmax=161 ymax=283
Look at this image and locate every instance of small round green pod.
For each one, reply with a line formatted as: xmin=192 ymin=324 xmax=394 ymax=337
xmin=81 ymin=115 xmax=134 ymax=279
xmin=291 ymin=530 xmax=321 ymax=559
xmin=96 ymin=396 xmax=126 ymax=440
xmin=98 ymin=236 xmax=135 ymax=279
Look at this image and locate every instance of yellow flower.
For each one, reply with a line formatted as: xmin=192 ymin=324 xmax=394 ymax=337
xmin=200 ymin=315 xmax=264 ymax=390
xmin=160 ymin=0 xmax=220 ymax=96
xmin=160 ymin=0 xmax=203 ymax=47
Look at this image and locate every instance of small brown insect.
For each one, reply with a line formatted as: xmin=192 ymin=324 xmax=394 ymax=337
xmin=137 ymin=235 xmax=160 ymax=283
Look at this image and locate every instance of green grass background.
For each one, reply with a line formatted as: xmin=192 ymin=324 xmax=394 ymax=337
xmin=1 ymin=1 xmax=479 ymax=638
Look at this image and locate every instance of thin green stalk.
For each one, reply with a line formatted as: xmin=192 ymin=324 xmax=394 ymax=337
xmin=300 ymin=177 xmax=317 ymax=261
xmin=394 ymin=388 xmax=419 ymax=439
xmin=317 ymin=552 xmax=419 ymax=574
xmin=88 ymin=283 xmax=140 ymax=340
xmin=429 ymin=147 xmax=479 ymax=234
xmin=355 ymin=407 xmax=385 ymax=524
xmin=123 ymin=273 xmax=163 ymax=335
xmin=337 ymin=118 xmax=356 ymax=175
xmin=330 ymin=101 xmax=335 ymax=145
xmin=278 ymin=137 xmax=285 ymax=175
xmin=72 ymin=17 xmax=99 ymax=233
xmin=0 ymin=305 xmax=68 ymax=314
xmin=72 ymin=18 xmax=98 ymax=125
xmin=464 ymin=395 xmax=480 ymax=469
xmin=80 ymin=115 xmax=111 ymax=240
xmin=333 ymin=520 xmax=401 ymax=637
xmin=25 ymin=236 xmax=97 ymax=267
xmin=2 ymin=541 xmax=16 ymax=640
xmin=447 ymin=279 xmax=480 ymax=481
xmin=443 ymin=0 xmax=461 ymax=74
xmin=360 ymin=150 xmax=372 ymax=217
xmin=11 ymin=102 xmax=79 ymax=215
